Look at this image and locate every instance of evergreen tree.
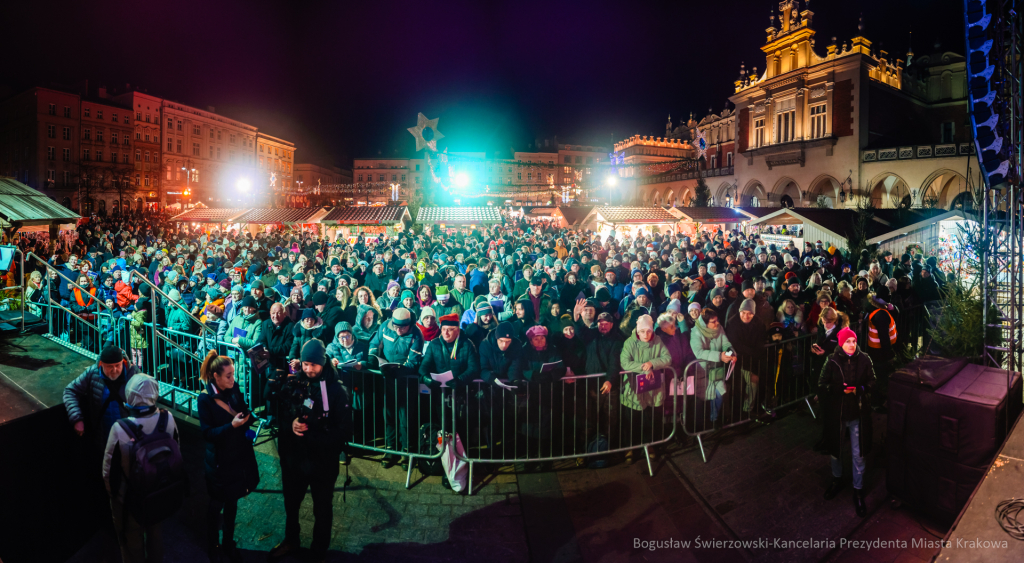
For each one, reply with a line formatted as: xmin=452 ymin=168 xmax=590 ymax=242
xmin=690 ymin=167 xmax=711 ymax=207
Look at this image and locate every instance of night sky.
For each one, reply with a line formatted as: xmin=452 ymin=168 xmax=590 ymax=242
xmin=3 ymin=0 xmax=961 ymax=166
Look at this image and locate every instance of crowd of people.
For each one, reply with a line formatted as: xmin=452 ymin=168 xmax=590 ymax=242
xmin=42 ymin=207 xmax=953 ymax=562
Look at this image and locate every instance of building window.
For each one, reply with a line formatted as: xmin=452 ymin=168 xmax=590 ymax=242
xmin=192 ymin=142 xmax=200 ymax=156
xmin=84 ymin=128 xmax=91 ymax=140
xmin=216 ymin=147 xmax=221 ymax=159
xmin=727 ymin=152 xmax=733 ymax=167
xmin=137 ymin=173 xmax=142 ymax=186
xmin=209 ymin=146 xmax=214 ymax=158
xmin=63 ymin=148 xmax=70 ymax=162
xmin=415 ymin=164 xmax=420 ymax=171
xmin=753 ymin=117 xmax=765 ymax=148
xmin=176 ymin=139 xmax=182 ymax=153
xmin=379 ymin=174 xmax=385 ymax=182
xmin=83 ymin=149 xmax=90 ymax=160
xmin=259 ymin=143 xmax=263 ymax=152
xmin=96 ymin=151 xmax=103 ymax=162
xmin=517 ymin=172 xmax=522 ymax=180
xmin=144 ymin=175 xmax=150 ymax=187
xmin=110 ymin=152 xmax=117 ymax=163
xmin=48 ymin=104 xmax=56 ymax=115
xmin=809 ymin=103 xmax=827 ymax=139
xmin=84 ymin=107 xmax=91 ymax=118
xmin=401 ymin=174 xmax=406 ymax=182
xmin=62 ymin=127 xmax=71 ymax=140
xmin=124 ymin=115 xmax=129 ymax=124
xmin=96 ymin=130 xmax=104 ymax=142
xmin=47 ymin=169 xmax=55 ymax=183
xmin=165 ymin=165 xmax=171 ymax=180
xmin=574 ymin=156 xmax=582 ymax=164
xmin=357 ymin=174 xmax=363 ymax=182
xmin=710 ymin=155 xmax=716 ymax=168
xmin=112 ymin=113 xmax=117 ymax=122
xmin=136 ymin=112 xmax=142 ymax=121
xmin=63 ymin=171 xmax=71 ymax=185
xmin=391 ymin=174 xmax=397 ymax=181
xmin=193 ymin=124 xmax=200 ymax=135
xmin=941 ymin=122 xmax=955 ymax=143
xmin=229 ymin=134 xmax=236 ymax=144
xmin=774 ymin=98 xmax=796 ymax=144
xmin=176 ymin=120 xmax=182 ymax=131
xmin=124 ymin=134 xmax=130 ymax=144
xmin=63 ymin=106 xmax=71 ymax=118
xmin=563 ymin=156 xmax=571 ymax=163
xmin=217 ymin=130 xmax=221 ymax=140
xmin=97 ymin=110 xmax=103 ymax=120
xmin=586 ymin=157 xmax=593 ymax=164
xmin=123 ymin=153 xmax=129 ymax=164
xmin=135 ymin=130 xmax=142 ymax=140
xmin=47 ymin=125 xmax=55 ymax=138
xmin=47 ymin=147 xmax=55 ymax=160
xmin=167 ymin=117 xmax=173 ymax=129
xmin=527 ymin=172 xmax=532 ymax=180
xmin=210 ymin=129 xmax=215 ymax=139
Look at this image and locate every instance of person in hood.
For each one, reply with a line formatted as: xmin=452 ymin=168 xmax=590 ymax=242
xmin=197 ymin=351 xmax=258 ymax=562
xmin=102 ymin=373 xmax=179 ymax=563
xmin=352 ymin=303 xmax=381 ymax=346
xmin=288 ymin=308 xmax=326 ymax=367
xmin=817 ymin=327 xmax=875 ymax=518
xmin=464 ymin=301 xmax=497 ymax=347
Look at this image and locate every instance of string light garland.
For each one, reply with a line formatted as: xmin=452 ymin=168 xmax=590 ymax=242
xmin=276 ymin=181 xmax=406 ymax=197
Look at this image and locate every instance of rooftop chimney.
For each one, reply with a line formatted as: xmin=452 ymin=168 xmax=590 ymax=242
xmin=97 ymin=87 xmax=108 ymax=99
xmin=207 ymin=106 xmax=216 ymax=113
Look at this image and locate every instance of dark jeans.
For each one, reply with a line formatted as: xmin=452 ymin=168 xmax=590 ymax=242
xmin=281 ymin=457 xmax=339 ymax=556
xmin=384 ymin=376 xmax=417 ymax=454
xmin=206 ymin=496 xmax=238 ymax=547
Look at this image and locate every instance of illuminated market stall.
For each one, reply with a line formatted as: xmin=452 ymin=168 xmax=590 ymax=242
xmin=231 ymin=207 xmax=331 ymax=237
xmin=321 ymin=206 xmax=411 ymax=243
xmin=416 ymin=206 xmax=502 ymax=234
xmin=579 ymin=206 xmax=681 ymax=239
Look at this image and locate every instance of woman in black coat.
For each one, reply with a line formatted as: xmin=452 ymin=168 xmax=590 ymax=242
xmin=817 ymin=327 xmax=874 ymax=518
xmin=197 ymin=351 xmax=259 ymax=562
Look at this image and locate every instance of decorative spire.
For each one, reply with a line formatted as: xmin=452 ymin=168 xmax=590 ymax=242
xmin=858 ymin=13 xmax=864 ymax=34
xmin=906 ymin=31 xmax=914 ymax=66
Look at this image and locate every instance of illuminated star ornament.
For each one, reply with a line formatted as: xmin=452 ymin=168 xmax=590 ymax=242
xmin=407 ymin=113 xmax=445 ymax=152
xmin=692 ymin=128 xmax=708 ymax=161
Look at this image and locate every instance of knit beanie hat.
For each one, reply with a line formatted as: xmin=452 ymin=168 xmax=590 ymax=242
xmin=401 ymin=289 xmax=415 ymax=301
xmin=496 ymin=322 xmax=514 ymax=340
xmin=739 ymin=298 xmax=756 ymax=314
xmin=688 ymin=302 xmax=702 ymax=313
xmin=741 ymin=279 xmax=755 ymax=291
xmin=595 ymin=287 xmax=612 ymax=302
xmin=99 ymin=346 xmax=123 ymax=364
xmin=420 ymin=306 xmax=436 ymax=320
xmin=475 ymin=301 xmax=494 ymax=314
xmin=300 ymin=338 xmax=327 ymax=366
xmin=301 ymin=308 xmax=317 ymax=321
xmin=837 ymin=327 xmax=857 ymax=348
xmin=392 ymin=308 xmax=413 ymax=326
xmin=636 ymin=314 xmax=654 ymax=333
xmin=666 ymin=299 xmax=682 ymax=314
xmin=436 ymin=285 xmax=449 ymax=296
xmin=559 ymin=314 xmax=575 ymax=330
xmin=439 ymin=313 xmax=460 ymax=327
xmin=526 ymin=325 xmax=548 ymax=339
xmin=312 ymin=291 xmax=329 ymax=306
xmin=168 ymin=288 xmax=182 ymax=302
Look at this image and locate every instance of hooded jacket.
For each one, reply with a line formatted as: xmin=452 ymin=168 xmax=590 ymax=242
xmin=351 ymin=303 xmax=381 ymax=344
xmin=619 ymin=329 xmax=672 ymax=410
xmin=817 ymin=344 xmax=875 ymax=459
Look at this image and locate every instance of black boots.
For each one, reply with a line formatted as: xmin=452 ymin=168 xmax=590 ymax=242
xmin=823 ymin=477 xmax=844 ymax=500
xmin=854 ymin=488 xmax=866 ymax=517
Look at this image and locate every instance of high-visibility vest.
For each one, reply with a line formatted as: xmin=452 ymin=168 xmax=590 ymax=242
xmin=867 ymin=308 xmax=897 ymax=348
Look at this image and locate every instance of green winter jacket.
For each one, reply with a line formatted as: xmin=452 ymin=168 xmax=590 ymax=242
xmin=689 ymin=316 xmax=734 ymax=401
xmin=618 ymin=330 xmax=672 ymax=410
xmin=226 ymin=311 xmax=263 ymax=350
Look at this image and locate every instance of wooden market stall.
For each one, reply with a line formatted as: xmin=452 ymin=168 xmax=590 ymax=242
xmin=416 ymin=206 xmax=502 ymax=235
xmin=578 ymin=206 xmax=682 ymax=239
xmin=321 ymin=206 xmax=411 ymax=243
xmin=169 ymin=207 xmax=250 ymax=235
xmin=232 ymin=207 xmax=331 ymax=237
xmin=669 ymin=206 xmax=762 ymax=238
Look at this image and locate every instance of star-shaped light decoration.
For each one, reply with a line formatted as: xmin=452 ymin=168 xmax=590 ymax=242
xmin=692 ymin=128 xmax=708 ymax=161
xmin=407 ymin=113 xmax=445 ymax=152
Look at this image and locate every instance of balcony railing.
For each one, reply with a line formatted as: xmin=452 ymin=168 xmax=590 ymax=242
xmin=862 ymin=143 xmax=974 ymax=162
xmin=639 ymin=166 xmax=734 ymax=185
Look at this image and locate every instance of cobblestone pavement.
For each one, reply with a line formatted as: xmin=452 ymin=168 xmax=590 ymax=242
xmin=67 ymin=400 xmax=949 ymax=563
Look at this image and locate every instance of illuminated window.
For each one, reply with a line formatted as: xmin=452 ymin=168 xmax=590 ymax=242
xmin=754 ymin=118 xmax=765 ymax=148
xmin=809 ymin=103 xmax=827 ymax=139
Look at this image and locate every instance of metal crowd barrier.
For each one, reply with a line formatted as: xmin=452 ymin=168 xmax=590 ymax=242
xmin=446 ymin=368 xmax=679 ymax=495
xmin=679 ymin=333 xmax=817 ymax=463
xmin=343 ymin=369 xmax=446 ymax=489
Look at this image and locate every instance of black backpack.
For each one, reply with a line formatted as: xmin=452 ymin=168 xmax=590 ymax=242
xmin=417 ymin=422 xmax=445 ymax=476
xmin=117 ymin=410 xmax=189 ymax=526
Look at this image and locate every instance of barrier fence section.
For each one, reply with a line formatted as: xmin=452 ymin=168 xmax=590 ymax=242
xmin=447 ymin=368 xmax=679 ymax=495
xmin=678 ymin=332 xmax=818 ymax=463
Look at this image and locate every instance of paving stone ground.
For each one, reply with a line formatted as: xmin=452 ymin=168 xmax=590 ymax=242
xmin=65 ymin=395 xmax=949 ymax=563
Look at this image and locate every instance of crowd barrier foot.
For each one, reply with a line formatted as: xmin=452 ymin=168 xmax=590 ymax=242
xmin=643 ymin=445 xmax=654 ymax=477
xmin=405 ymin=458 xmax=414 ymax=490
xmin=805 ymin=397 xmax=817 ymax=419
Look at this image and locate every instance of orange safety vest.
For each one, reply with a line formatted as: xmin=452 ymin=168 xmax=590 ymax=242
xmin=867 ymin=308 xmax=897 ymax=348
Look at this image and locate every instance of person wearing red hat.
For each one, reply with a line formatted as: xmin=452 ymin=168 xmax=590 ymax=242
xmin=817 ymin=326 xmax=875 ymax=518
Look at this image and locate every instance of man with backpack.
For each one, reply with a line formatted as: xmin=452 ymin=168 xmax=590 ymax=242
xmin=102 ymin=373 xmax=184 ymax=563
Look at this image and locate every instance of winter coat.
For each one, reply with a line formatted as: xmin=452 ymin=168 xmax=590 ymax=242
xmin=198 ymin=386 xmax=259 ymax=501
xmin=817 ymin=345 xmax=875 ymax=459
xmin=655 ymin=327 xmax=695 ymax=377
xmin=287 ymin=318 xmax=327 ymax=360
xmin=520 ymin=342 xmax=566 ymax=383
xmin=368 ymin=320 xmax=424 ymax=376
xmin=584 ymin=329 xmax=625 ymax=388
xmin=258 ymin=317 xmax=295 ymax=371
xmin=725 ymin=315 xmax=766 ymax=374
xmin=619 ymin=330 xmax=672 ymax=410
xmin=226 ymin=311 xmax=263 ymax=350
xmin=103 ymin=408 xmax=180 ymax=503
xmin=479 ymin=331 xmax=523 ymax=383
xmin=418 ymin=334 xmax=480 ymax=389
xmin=63 ymin=360 xmax=142 ymax=449
xmin=690 ymin=316 xmax=734 ymax=401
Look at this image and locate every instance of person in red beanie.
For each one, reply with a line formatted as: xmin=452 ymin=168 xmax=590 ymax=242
xmin=817 ymin=326 xmax=875 ymax=517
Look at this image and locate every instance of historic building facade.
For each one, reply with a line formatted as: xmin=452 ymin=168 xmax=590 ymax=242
xmin=636 ymin=1 xmax=981 ymax=210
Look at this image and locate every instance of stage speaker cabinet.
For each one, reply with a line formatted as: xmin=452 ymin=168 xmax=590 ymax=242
xmin=887 ymin=356 xmax=1023 ymax=523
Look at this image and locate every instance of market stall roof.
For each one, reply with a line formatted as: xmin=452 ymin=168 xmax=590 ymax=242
xmin=558 ymin=206 xmax=593 ymax=228
xmin=233 ymin=207 xmax=330 ymax=224
xmin=322 ymin=206 xmax=410 ymax=225
xmin=866 ymin=209 xmax=977 ymax=244
xmin=416 ymin=206 xmax=502 ymax=224
xmin=585 ymin=206 xmax=680 ymax=224
xmin=745 ymin=207 xmax=892 ymax=242
xmin=670 ymin=206 xmax=759 ymax=223
xmin=171 ymin=208 xmax=250 ymax=223
xmin=526 ymin=207 xmax=560 ymax=217
xmin=0 ymin=177 xmax=80 ymax=227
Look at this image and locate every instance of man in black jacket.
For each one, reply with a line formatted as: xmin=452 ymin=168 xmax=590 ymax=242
xmin=725 ymin=299 xmax=766 ymax=415
xmin=580 ymin=312 xmax=625 ymax=451
xmin=63 ymin=346 xmax=141 ymax=451
xmin=418 ymin=313 xmax=480 ymax=389
xmin=260 ymin=303 xmax=294 ymax=423
xmin=269 ymin=339 xmax=349 ymax=563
